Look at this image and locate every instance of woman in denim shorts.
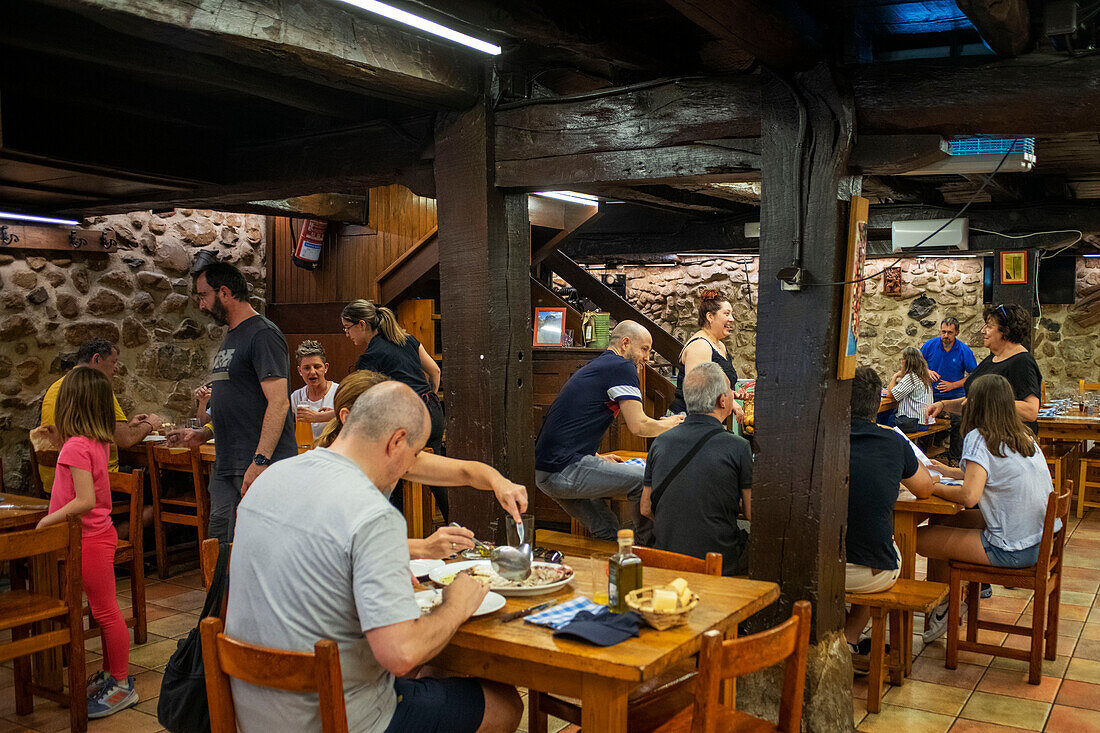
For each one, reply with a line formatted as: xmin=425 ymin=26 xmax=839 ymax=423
xmin=916 ymin=374 xmax=1057 ymax=642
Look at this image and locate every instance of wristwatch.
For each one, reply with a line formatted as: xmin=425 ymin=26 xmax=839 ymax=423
xmin=252 ymin=453 xmax=272 ymax=466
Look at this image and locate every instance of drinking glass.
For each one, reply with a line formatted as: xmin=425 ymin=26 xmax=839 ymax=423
xmin=505 ymin=513 xmax=535 ymax=547
xmin=187 ymin=418 xmax=200 ymax=430
xmin=589 ymin=554 xmax=611 ymax=605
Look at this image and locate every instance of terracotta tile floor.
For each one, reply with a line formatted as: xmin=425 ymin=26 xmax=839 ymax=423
xmin=6 ymin=513 xmax=1100 ymax=732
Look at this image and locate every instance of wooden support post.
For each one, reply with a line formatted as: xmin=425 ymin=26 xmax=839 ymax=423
xmin=743 ymin=63 xmax=854 ymax=733
xmin=434 ymin=100 xmax=535 ymax=539
xmin=752 ymin=64 xmax=853 ymax=637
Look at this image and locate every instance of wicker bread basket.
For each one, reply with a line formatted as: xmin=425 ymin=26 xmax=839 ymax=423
xmin=625 ymin=587 xmax=699 ymax=630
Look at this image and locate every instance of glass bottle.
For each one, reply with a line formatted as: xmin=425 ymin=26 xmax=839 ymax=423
xmin=608 ymin=529 xmax=643 ymax=613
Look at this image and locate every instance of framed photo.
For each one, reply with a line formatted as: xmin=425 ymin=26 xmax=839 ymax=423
xmin=1000 ymin=250 xmax=1028 ymax=284
xmin=838 ymin=196 xmax=870 ymax=380
xmin=533 ymin=307 xmax=567 ymax=346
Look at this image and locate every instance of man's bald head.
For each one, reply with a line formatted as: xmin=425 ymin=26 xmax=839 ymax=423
xmin=609 ymin=320 xmax=653 ymax=367
xmin=341 ymin=381 xmax=429 ymax=448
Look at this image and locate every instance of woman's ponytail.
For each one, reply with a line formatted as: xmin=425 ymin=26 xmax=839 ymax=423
xmin=376 ymin=306 xmax=408 ymax=346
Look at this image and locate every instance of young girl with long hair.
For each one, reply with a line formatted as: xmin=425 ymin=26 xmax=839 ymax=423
xmin=36 ymin=367 xmax=138 ymax=718
xmin=915 ymin=374 xmax=1055 ymax=641
xmin=888 ymin=346 xmax=934 ymax=433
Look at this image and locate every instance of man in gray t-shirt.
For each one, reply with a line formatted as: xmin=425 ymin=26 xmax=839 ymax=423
xmin=167 ymin=262 xmax=295 ymax=542
xmin=225 ymin=382 xmax=522 ymax=733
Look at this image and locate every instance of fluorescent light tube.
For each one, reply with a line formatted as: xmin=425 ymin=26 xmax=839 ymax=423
xmin=534 ymin=191 xmax=600 ymax=206
xmin=331 ymin=0 xmax=501 ymax=55
xmin=0 ymin=211 xmax=81 ymax=226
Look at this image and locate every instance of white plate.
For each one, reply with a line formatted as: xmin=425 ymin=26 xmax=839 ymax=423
xmin=142 ymin=435 xmax=167 ymax=442
xmin=414 ymin=589 xmax=506 ymax=617
xmin=409 ymin=559 xmax=445 ymax=578
xmin=428 ymin=560 xmax=575 ymax=597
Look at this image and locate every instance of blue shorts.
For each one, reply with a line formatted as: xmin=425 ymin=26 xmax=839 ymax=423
xmin=981 ymin=534 xmax=1040 ymax=568
xmin=383 ymin=677 xmax=484 ymax=733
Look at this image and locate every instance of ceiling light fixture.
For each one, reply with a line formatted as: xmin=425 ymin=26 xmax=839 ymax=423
xmin=331 ymin=0 xmax=501 ymax=54
xmin=534 ymin=191 xmax=600 ymax=206
xmin=0 ymin=211 xmax=81 ymax=226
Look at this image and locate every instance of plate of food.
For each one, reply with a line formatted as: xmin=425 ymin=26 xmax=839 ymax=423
xmin=409 ymin=558 xmax=445 ymax=578
xmin=428 ymin=560 xmax=575 ymax=597
xmin=414 ymin=589 xmax=506 ymax=617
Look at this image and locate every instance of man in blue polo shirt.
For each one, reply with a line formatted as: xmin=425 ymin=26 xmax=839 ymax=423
xmin=919 ymin=316 xmax=977 ymax=463
xmin=535 ymin=321 xmax=683 ymax=541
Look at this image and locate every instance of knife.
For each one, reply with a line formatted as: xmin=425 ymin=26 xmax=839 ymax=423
xmin=500 ymin=601 xmax=554 ymax=623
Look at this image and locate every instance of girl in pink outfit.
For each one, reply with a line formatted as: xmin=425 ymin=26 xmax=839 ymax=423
xmin=37 ymin=367 xmax=137 ymax=718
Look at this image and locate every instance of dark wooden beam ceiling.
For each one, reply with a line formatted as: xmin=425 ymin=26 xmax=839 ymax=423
xmin=954 ymin=0 xmax=1031 ymax=57
xmin=29 ymin=0 xmax=483 ymax=109
xmin=663 ymin=0 xmax=822 ymax=70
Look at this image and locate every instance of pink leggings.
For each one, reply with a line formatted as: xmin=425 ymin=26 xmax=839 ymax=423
xmin=83 ymin=528 xmax=128 ymax=681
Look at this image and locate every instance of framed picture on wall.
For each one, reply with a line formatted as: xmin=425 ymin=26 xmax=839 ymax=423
xmin=1000 ymin=250 xmax=1028 ymax=284
xmin=533 ymin=307 xmax=567 ymax=346
xmin=883 ymin=266 xmax=903 ymax=297
xmin=837 ymin=195 xmax=870 ymax=380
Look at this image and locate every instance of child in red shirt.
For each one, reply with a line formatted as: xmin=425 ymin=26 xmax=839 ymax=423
xmin=37 ymin=367 xmax=137 ymax=719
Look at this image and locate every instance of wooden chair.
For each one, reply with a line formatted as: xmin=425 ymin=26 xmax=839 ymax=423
xmin=845 ymin=579 xmax=948 ymax=713
xmin=27 ymin=443 xmax=59 ymax=496
xmin=93 ymin=470 xmax=147 ymax=644
xmin=946 ymin=485 xmax=1071 ymax=685
xmin=1046 ymin=442 xmax=1080 ymax=496
xmin=529 ymin=550 xmax=724 ymax=733
xmin=649 ymin=601 xmax=813 ymax=733
xmin=147 ymin=444 xmax=210 ymax=579
xmin=0 ymin=519 xmax=87 ymax=733
xmin=200 ymin=616 xmax=349 ymax=733
xmin=1079 ymin=380 xmax=1100 ymax=395
xmin=200 ymin=538 xmax=231 ymax=618
xmin=1078 ymin=448 xmax=1100 ymax=518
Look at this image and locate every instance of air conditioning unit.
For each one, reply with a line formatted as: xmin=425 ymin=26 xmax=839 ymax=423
xmin=891 ymin=218 xmax=969 ymax=252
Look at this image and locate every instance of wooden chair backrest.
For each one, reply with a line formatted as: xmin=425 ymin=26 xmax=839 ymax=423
xmin=0 ymin=519 xmax=82 ymax=600
xmin=1081 ymin=380 xmax=1100 ymax=394
xmin=200 ymin=617 xmax=349 ymax=733
xmin=109 ymin=469 xmax=144 ymax=552
xmin=1039 ymin=484 xmax=1072 ymax=576
xmin=150 ymin=444 xmax=204 ymax=472
xmin=28 ymin=444 xmax=59 ymax=495
xmin=1040 ymin=381 xmax=1046 ymax=405
xmin=200 ymin=537 xmax=231 ymax=590
xmin=632 ymin=546 xmax=723 ymax=576
xmin=692 ymin=600 xmax=812 ymax=733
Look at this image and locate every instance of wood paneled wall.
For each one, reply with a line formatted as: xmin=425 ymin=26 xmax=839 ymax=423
xmin=268 ymin=185 xmax=438 ymax=391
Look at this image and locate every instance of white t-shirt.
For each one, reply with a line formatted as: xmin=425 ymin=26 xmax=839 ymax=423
xmin=961 ymin=429 xmax=1057 ymax=551
xmin=290 ymin=381 xmax=338 ymax=439
xmin=226 ymin=448 xmax=418 ymax=733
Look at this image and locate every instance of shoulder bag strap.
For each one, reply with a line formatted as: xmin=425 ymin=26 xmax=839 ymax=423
xmin=199 ymin=543 xmax=232 ymax=620
xmin=650 ymin=428 xmax=725 ymax=512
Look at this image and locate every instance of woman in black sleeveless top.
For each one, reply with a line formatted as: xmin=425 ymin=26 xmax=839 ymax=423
xmin=341 ymin=298 xmax=449 ymax=519
xmin=669 ymin=289 xmax=748 ymax=418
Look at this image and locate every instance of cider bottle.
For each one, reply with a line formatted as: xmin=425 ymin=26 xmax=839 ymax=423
xmin=608 ymin=529 xmax=643 ymax=613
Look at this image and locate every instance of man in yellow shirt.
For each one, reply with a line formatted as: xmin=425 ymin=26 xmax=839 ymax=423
xmin=38 ymin=339 xmax=164 ymax=491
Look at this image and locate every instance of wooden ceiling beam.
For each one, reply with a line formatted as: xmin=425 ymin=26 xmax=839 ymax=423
xmin=867 ymin=202 xmax=1100 ymax=235
xmin=28 ymin=0 xmax=481 ymax=109
xmin=663 ymin=0 xmax=822 ymax=70
xmin=955 ymin=0 xmax=1030 ymax=57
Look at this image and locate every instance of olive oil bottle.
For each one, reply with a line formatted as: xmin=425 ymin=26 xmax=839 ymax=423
xmin=608 ymin=529 xmax=643 ymax=613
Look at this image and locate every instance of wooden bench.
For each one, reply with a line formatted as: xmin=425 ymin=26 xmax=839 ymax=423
xmin=537 ymin=529 xmax=616 ymax=558
xmin=846 ymin=579 xmax=948 ymax=714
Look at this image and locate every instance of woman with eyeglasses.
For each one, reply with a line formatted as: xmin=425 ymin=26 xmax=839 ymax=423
xmin=341 ymin=299 xmax=448 ymax=519
xmin=925 ymin=303 xmax=1041 ymax=434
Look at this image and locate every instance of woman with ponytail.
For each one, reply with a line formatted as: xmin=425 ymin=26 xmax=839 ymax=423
xmin=315 ymin=371 xmax=528 ymax=559
xmin=341 ymin=299 xmax=448 ymax=517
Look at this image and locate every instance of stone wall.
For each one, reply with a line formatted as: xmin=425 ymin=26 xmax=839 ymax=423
xmin=620 ymin=255 xmax=1100 ymax=394
xmin=0 ymin=209 xmax=266 ymax=492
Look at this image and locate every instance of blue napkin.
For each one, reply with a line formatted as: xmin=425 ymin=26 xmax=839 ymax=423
xmin=553 ymin=607 xmax=643 ymax=646
xmin=524 ymin=597 xmax=604 ymax=630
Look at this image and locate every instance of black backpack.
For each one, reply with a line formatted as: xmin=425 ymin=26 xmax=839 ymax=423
xmin=157 ymin=543 xmax=230 ymax=733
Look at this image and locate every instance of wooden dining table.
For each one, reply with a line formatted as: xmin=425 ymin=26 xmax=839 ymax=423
xmin=427 ymin=555 xmax=779 ymax=732
xmin=893 ymin=491 xmax=962 ymax=674
xmin=1037 ymin=410 xmax=1100 ymax=442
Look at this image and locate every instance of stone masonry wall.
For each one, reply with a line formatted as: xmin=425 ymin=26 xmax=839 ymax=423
xmin=619 ymin=255 xmax=1100 ymax=394
xmin=0 ymin=209 xmax=266 ymax=492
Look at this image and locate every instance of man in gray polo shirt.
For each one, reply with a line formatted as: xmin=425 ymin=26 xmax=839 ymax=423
xmin=641 ymin=362 xmax=752 ymax=575
xmin=225 ymin=381 xmax=522 ymax=733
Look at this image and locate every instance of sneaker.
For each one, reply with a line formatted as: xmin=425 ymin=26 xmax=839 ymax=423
xmin=980 ymin=583 xmax=993 ymax=599
xmin=922 ymin=600 xmax=967 ymax=644
xmin=87 ymin=675 xmax=138 ymax=719
xmin=848 ymin=638 xmax=890 ymax=676
xmin=85 ymin=669 xmax=111 ymax=698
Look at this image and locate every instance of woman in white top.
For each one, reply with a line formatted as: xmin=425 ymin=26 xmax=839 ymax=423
xmin=888 ymin=346 xmax=934 ymax=433
xmin=916 ymin=374 xmax=1054 ymax=642
xmin=289 ymin=340 xmax=339 ymax=440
